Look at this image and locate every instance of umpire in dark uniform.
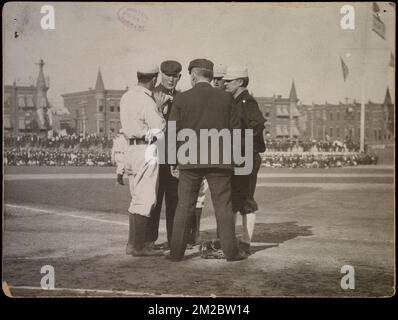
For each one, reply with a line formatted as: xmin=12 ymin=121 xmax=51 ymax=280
xmin=168 ymin=59 xmax=247 ymax=262
xmin=146 ymin=60 xmax=182 ymax=249
xmin=224 ymin=66 xmax=266 ymax=255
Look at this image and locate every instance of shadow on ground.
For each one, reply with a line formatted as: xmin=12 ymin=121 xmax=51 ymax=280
xmin=197 ymin=221 xmax=313 ymax=256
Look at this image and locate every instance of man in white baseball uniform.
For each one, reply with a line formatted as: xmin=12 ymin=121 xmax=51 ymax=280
xmin=111 ymin=129 xmax=128 ymax=185
xmin=120 ymin=63 xmax=168 ymax=257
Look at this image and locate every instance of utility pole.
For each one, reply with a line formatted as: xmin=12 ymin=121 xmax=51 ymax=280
xmin=311 ymin=103 xmax=314 ymax=139
xmin=359 ymin=4 xmax=371 ymax=153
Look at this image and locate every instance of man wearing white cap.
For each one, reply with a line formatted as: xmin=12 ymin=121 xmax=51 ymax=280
xmin=224 ymin=65 xmax=266 ymax=255
xmin=120 ymin=63 xmax=169 ymax=257
xmin=111 ymin=129 xmax=128 ymax=185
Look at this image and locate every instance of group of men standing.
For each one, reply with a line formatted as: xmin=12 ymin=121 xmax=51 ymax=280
xmin=119 ymin=58 xmax=265 ymax=262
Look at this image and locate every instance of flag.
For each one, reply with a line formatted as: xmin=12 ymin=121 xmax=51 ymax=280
xmin=340 ymin=57 xmax=349 ymax=81
xmin=389 ymin=52 xmax=395 ymax=67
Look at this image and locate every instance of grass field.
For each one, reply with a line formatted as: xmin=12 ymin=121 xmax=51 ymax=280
xmin=3 ymin=165 xmax=395 ymax=297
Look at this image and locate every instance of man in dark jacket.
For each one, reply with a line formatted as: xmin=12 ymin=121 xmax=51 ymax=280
xmin=168 ymin=58 xmax=247 ymax=262
xmin=224 ymin=65 xmax=266 ymax=255
xmin=146 ymin=60 xmax=182 ymax=249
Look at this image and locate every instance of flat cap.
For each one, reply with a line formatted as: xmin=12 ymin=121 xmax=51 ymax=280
xmin=213 ymin=64 xmax=227 ymax=78
xmin=188 ymin=59 xmax=214 ymax=73
xmin=161 ymin=60 xmax=182 ymax=75
xmin=137 ymin=63 xmax=159 ymax=74
xmin=223 ymin=65 xmax=248 ymax=80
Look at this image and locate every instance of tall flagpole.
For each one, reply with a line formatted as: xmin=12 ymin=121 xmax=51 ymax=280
xmin=359 ymin=3 xmax=370 ymax=153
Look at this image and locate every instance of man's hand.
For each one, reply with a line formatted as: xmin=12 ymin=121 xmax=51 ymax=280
xmin=153 ymin=91 xmax=170 ymax=111
xmin=170 ymin=165 xmax=179 ymax=179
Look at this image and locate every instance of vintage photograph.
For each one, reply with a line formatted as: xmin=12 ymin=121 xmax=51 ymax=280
xmin=2 ymin=2 xmax=395 ymax=299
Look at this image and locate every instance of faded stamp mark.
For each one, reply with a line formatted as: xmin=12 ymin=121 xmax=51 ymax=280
xmin=117 ymin=7 xmax=148 ymax=31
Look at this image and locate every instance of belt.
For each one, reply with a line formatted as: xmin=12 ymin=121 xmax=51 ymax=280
xmin=129 ymin=138 xmax=147 ymax=145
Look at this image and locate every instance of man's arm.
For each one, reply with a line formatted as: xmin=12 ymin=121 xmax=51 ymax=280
xmin=144 ymin=98 xmax=167 ymax=143
xmin=229 ymin=96 xmax=241 ymax=130
xmin=242 ymin=99 xmax=265 ymax=135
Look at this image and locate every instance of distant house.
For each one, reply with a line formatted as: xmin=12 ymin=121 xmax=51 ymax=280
xmin=256 ymin=81 xmax=301 ymax=139
xmin=60 ymin=69 xmax=127 ymax=136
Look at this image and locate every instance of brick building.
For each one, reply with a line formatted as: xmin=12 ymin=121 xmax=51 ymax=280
xmin=300 ymin=87 xmax=394 ymax=145
xmin=255 ymin=82 xmax=394 ymax=147
xmin=256 ymin=81 xmax=301 ymax=139
xmin=4 ymin=59 xmax=52 ymax=135
xmin=60 ymin=69 xmax=127 ymax=136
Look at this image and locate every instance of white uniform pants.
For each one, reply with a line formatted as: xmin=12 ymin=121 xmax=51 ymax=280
xmin=124 ymin=145 xmax=159 ymax=217
xmin=115 ymin=153 xmax=125 ymax=175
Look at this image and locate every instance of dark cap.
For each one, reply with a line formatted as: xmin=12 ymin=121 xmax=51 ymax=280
xmin=188 ymin=59 xmax=214 ymax=73
xmin=160 ymin=60 xmax=182 ymax=76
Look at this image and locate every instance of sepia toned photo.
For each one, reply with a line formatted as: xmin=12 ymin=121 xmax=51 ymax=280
xmin=2 ymin=2 xmax=395 ymax=302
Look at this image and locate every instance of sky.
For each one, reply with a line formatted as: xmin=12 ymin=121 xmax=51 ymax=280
xmin=3 ymin=2 xmax=396 ymax=110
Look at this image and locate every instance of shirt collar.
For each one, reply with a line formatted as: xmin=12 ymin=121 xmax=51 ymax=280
xmin=195 ymin=81 xmax=212 ymax=87
xmin=133 ymin=85 xmax=153 ymax=97
xmin=234 ymin=88 xmax=248 ymax=100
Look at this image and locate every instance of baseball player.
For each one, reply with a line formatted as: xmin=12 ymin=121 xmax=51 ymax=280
xmin=120 ymin=63 xmax=168 ymax=257
xmin=111 ymin=129 xmax=128 ymax=185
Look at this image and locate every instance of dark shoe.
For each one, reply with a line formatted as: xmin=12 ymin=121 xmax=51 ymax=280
xmin=226 ymin=252 xmax=248 ymax=262
xmin=164 ymin=250 xmax=182 ymax=261
xmin=132 ymin=247 xmax=164 ymax=257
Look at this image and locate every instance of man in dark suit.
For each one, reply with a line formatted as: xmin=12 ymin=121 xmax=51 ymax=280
xmin=146 ymin=60 xmax=182 ymax=249
xmin=168 ymin=59 xmax=247 ymax=262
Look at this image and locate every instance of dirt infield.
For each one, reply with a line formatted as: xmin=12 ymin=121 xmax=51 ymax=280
xmin=3 ymin=166 xmax=395 ymax=297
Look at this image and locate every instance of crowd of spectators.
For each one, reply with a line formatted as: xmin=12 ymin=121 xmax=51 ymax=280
xmin=261 ymin=153 xmax=378 ymax=169
xmin=265 ymin=138 xmax=360 ymax=153
xmin=4 ymin=133 xmax=113 ymax=167
xmin=4 ymin=133 xmax=113 ymax=150
xmin=5 ymin=150 xmax=112 ymax=167
xmin=4 ymin=134 xmax=377 ymax=169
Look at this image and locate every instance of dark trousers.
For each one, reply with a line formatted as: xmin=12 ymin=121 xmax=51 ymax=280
xmin=146 ymin=164 xmax=178 ymax=243
xmin=232 ymin=153 xmax=262 ymax=214
xmin=170 ymin=168 xmax=239 ymax=261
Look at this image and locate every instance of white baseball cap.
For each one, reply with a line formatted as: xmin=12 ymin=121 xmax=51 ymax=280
xmin=213 ymin=64 xmax=227 ymax=78
xmin=223 ymin=66 xmax=248 ymax=80
xmin=137 ymin=63 xmax=159 ymax=74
